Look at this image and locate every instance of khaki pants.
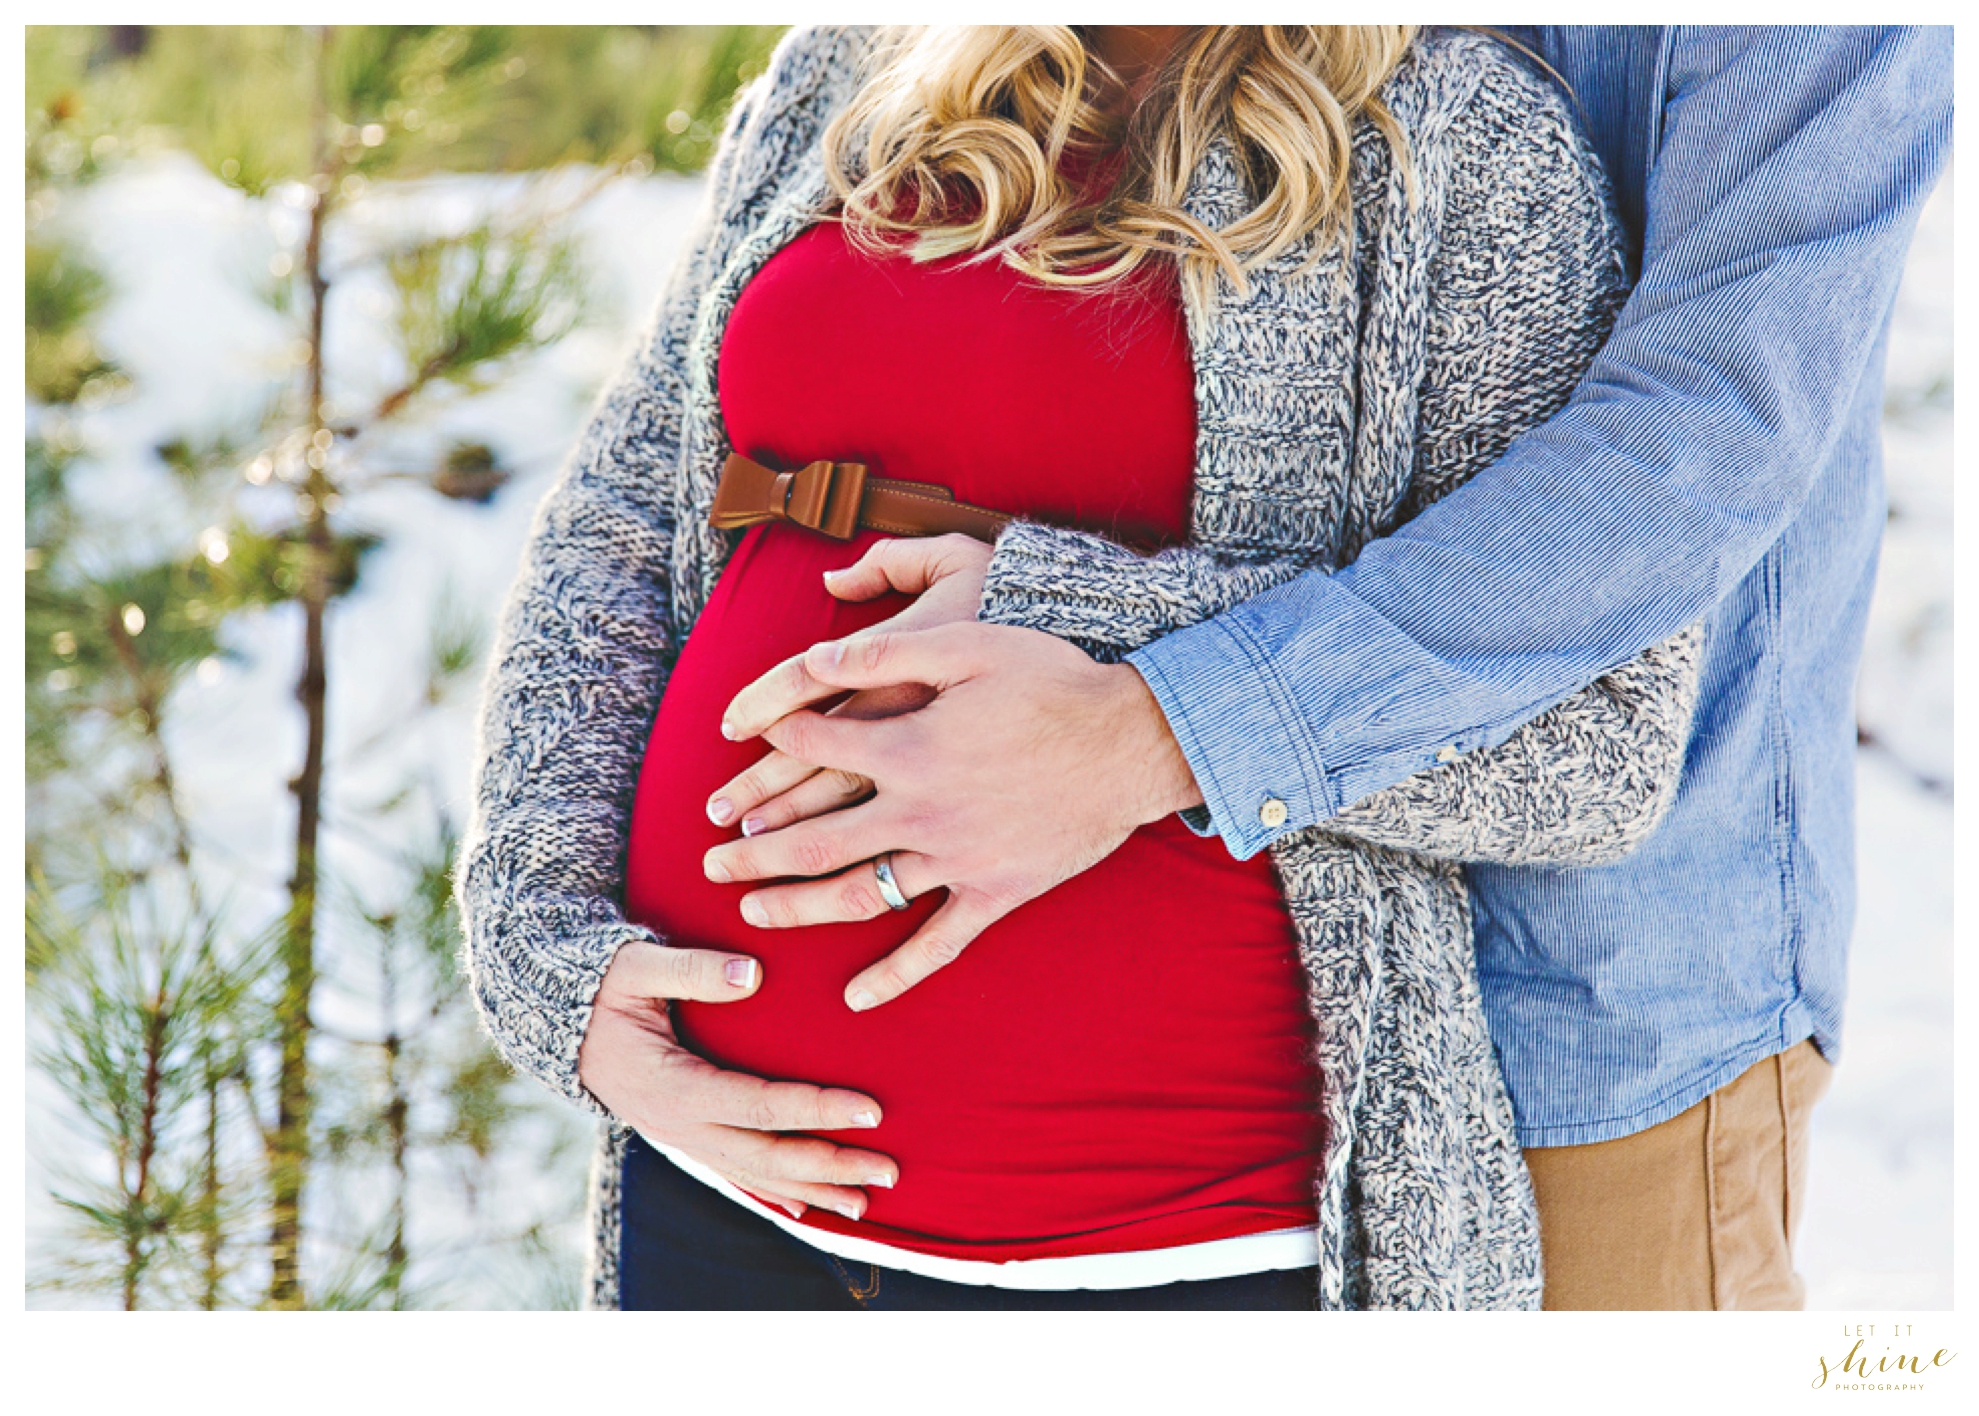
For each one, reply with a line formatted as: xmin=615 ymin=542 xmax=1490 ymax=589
xmin=1523 ymin=1040 xmax=1832 ymax=1310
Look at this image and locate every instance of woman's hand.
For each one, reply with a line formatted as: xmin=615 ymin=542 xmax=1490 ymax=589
xmin=577 ymin=941 xmax=898 ymax=1220
xmin=706 ymin=534 xmax=993 ymax=837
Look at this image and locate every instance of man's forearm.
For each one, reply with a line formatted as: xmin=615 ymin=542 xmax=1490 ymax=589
xmin=1129 ymin=26 xmax=1952 ymax=857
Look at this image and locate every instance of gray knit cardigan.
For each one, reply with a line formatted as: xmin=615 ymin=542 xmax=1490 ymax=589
xmin=458 ymin=24 xmax=1703 ymax=1311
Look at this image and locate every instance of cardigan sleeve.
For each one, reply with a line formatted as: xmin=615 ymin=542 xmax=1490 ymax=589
xmin=977 ymin=51 xmax=1702 ymax=869
xmin=454 ymin=74 xmax=771 ymax=1112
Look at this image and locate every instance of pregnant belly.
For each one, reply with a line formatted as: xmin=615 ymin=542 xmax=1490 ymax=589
xmin=624 ymin=524 xmax=1323 ymax=1262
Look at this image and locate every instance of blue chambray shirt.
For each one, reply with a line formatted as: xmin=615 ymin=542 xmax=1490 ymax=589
xmin=1126 ymin=27 xmax=1953 ymax=1147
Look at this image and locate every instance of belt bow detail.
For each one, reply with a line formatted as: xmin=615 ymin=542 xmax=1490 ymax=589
xmin=709 ymin=452 xmax=1013 ymax=545
xmin=710 ymin=454 xmax=869 ymax=539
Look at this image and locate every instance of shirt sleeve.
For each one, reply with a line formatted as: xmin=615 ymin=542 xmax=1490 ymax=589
xmin=1125 ymin=25 xmax=1953 ymax=859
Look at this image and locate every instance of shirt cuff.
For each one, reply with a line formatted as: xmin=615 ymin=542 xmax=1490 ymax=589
xmin=1127 ymin=568 xmax=1542 ymax=858
xmin=1126 ymin=615 xmax=1336 ymax=861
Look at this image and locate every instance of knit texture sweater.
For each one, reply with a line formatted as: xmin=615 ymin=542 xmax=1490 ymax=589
xmin=457 ymin=24 xmax=1704 ymax=1310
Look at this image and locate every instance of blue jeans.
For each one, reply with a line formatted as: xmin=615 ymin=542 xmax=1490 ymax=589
xmin=619 ymin=1133 xmax=1318 ymax=1310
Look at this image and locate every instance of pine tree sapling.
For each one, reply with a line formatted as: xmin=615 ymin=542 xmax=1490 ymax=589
xmin=27 ymin=21 xmax=780 ymax=1310
xmin=29 ymin=882 xmax=270 ymax=1308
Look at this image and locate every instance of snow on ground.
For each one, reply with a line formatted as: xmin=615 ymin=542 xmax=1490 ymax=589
xmin=27 ymin=156 xmax=710 ymax=1306
xmin=1797 ymin=169 xmax=1954 ymax=1311
xmin=26 ymin=155 xmax=1954 ymax=1308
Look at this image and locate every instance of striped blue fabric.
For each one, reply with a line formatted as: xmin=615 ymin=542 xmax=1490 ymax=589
xmin=1126 ymin=26 xmax=1953 ymax=1146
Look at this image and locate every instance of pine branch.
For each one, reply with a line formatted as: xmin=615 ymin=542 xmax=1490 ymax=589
xmin=126 ymin=975 xmax=169 ymax=1310
xmin=1856 ymin=723 xmax=1953 ymax=800
xmin=102 ymin=608 xmax=206 ymax=913
xmin=200 ymin=1060 xmax=222 ymax=1310
xmin=268 ymin=22 xmax=339 ymax=1312
xmin=365 ymin=345 xmax=459 ymax=426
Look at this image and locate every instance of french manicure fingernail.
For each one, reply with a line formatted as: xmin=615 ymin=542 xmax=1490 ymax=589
xmin=819 ymin=641 xmax=844 ymax=668
xmin=851 ymin=1110 xmax=880 ymax=1129
xmin=707 ymin=797 xmax=734 ymax=826
xmin=703 ymin=855 xmax=731 ymax=883
xmin=740 ymin=816 xmax=766 ymax=837
xmin=833 ymin=1203 xmax=863 ymax=1221
xmin=724 ymin=958 xmax=757 ymax=988
xmin=740 ymin=897 xmax=768 ymax=928
xmin=780 ymin=1201 xmax=805 ymax=1219
xmin=847 ymin=989 xmax=878 ymax=1012
xmin=865 ymin=1173 xmax=894 ymax=1189
xmin=720 ymin=718 xmax=739 ymax=741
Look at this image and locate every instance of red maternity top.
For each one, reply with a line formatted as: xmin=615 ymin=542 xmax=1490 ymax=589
xmin=622 ymin=203 xmax=1323 ymax=1264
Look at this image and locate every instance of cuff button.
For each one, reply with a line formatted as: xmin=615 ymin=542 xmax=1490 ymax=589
xmin=1259 ymin=797 xmax=1289 ymax=828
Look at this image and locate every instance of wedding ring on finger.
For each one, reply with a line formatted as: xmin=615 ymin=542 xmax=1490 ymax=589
xmin=872 ymin=852 xmax=912 ymax=911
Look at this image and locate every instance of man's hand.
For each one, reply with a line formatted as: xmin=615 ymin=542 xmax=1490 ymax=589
xmin=577 ymin=942 xmax=898 ymax=1220
xmin=702 ymin=620 xmax=1204 ymax=1011
xmin=707 ymin=534 xmax=989 ymax=837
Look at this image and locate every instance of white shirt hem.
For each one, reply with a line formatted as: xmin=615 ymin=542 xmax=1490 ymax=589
xmin=643 ymin=1135 xmax=1320 ymax=1292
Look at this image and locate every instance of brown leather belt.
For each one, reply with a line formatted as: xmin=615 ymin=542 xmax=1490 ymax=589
xmin=710 ymin=452 xmax=1014 ymax=545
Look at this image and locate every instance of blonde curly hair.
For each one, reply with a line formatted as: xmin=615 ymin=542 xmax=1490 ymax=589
xmin=821 ymin=25 xmax=1418 ymax=308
